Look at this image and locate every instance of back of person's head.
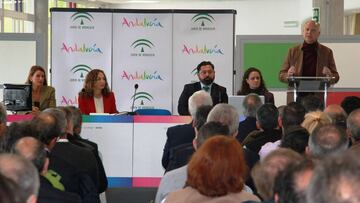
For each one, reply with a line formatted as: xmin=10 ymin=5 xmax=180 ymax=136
xmin=274 ymin=158 xmax=315 ymax=203
xmin=42 ymin=108 xmax=67 ymax=137
xmin=282 ymin=102 xmax=306 ymax=129
xmin=341 ymin=96 xmax=360 ymax=115
xmin=243 ymin=93 xmax=263 ymax=117
xmin=0 ymin=103 xmax=7 ymax=137
xmin=0 ymin=173 xmax=22 ymax=203
xmin=301 ymin=111 xmax=332 ymax=135
xmin=207 ymin=103 xmax=239 ymax=135
xmin=196 ymin=61 xmax=215 ymax=72
xmin=31 ymin=111 xmax=61 ymax=145
xmin=308 ymin=124 xmax=348 ymax=158
xmin=193 ymin=105 xmax=213 ymax=131
xmin=324 ymin=104 xmax=347 ymax=130
xmin=2 ymin=121 xmax=32 ymax=152
xmin=277 ymin=105 xmax=286 ymax=119
xmin=188 ymin=90 xmax=213 ymax=118
xmin=186 ymin=136 xmax=246 ymax=197
xmin=196 ymin=121 xmax=230 ymax=148
xmin=306 ymin=152 xmax=360 ymax=203
xmin=280 ymin=125 xmax=309 ymax=154
xmin=67 ymin=106 xmax=83 ymax=135
xmin=299 ymin=95 xmax=324 ymax=113
xmin=57 ymin=106 xmax=74 ymax=135
xmin=0 ymin=153 xmax=39 ymax=203
xmin=347 ymin=109 xmax=360 ymax=142
xmin=251 ymin=148 xmax=303 ymax=200
xmin=13 ymin=137 xmax=47 ymax=173
xmin=256 ymin=103 xmax=279 ymax=131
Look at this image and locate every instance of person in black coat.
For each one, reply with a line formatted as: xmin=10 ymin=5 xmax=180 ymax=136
xmin=177 ymin=61 xmax=228 ymax=115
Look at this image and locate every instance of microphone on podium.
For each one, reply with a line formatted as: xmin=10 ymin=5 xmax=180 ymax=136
xmin=129 ymin=84 xmax=139 ymax=115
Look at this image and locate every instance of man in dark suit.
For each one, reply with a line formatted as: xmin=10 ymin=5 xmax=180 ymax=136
xmin=237 ymin=94 xmax=263 ymax=143
xmin=162 ymin=90 xmax=213 ymax=170
xmin=177 ymin=61 xmax=228 ymax=115
xmin=14 ymin=136 xmax=82 ymax=203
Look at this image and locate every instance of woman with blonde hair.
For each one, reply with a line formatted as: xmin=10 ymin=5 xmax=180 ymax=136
xmin=301 ymin=111 xmax=332 ymax=134
xmin=165 ymin=136 xmax=260 ymax=203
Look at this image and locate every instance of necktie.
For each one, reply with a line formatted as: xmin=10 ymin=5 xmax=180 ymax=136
xmin=203 ymin=86 xmax=210 ymax=92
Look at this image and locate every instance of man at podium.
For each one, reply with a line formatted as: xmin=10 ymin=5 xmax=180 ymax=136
xmin=279 ymin=20 xmax=339 ymax=103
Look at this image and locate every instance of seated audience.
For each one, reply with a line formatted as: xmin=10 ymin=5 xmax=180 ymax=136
xmin=237 ymin=93 xmax=263 ymax=142
xmin=243 ymin=103 xmax=282 ymax=153
xmin=306 ymin=124 xmax=348 ymax=158
xmin=280 ymin=126 xmax=309 ymax=155
xmin=341 ymin=96 xmax=360 ymax=115
xmin=26 ymin=65 xmax=56 ymax=113
xmin=301 ymin=111 xmax=332 ymax=134
xmin=306 ymin=151 xmax=360 ymax=203
xmin=324 ymin=104 xmax=347 ymax=129
xmin=165 ymin=136 xmax=260 ymax=203
xmin=0 ymin=103 xmax=7 ymax=137
xmin=162 ymin=90 xmax=212 ymax=170
xmin=237 ymin=67 xmax=274 ymax=104
xmin=299 ymin=94 xmax=324 ymax=113
xmin=78 ymin=69 xmax=118 ymax=115
xmin=346 ymin=109 xmax=360 ymax=152
xmin=251 ymin=148 xmax=303 ymax=201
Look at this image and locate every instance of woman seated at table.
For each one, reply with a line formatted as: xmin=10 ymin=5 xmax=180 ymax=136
xmin=237 ymin=67 xmax=274 ymax=104
xmin=78 ymin=69 xmax=118 ymax=115
xmin=165 ymin=136 xmax=260 ymax=203
xmin=26 ymin=65 xmax=56 ymax=113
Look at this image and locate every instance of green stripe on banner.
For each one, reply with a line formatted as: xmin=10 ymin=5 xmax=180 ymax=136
xmin=244 ymin=42 xmax=297 ymax=88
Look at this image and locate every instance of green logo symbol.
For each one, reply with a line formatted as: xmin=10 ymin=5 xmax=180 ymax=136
xmin=191 ymin=13 xmax=215 ymax=26
xmin=71 ymin=12 xmax=94 ymax=25
xmin=71 ymin=64 xmax=92 ymax=78
xmin=131 ymin=39 xmax=155 ymax=53
xmin=191 ymin=68 xmax=198 ymax=75
xmin=131 ymin=92 xmax=154 ymax=105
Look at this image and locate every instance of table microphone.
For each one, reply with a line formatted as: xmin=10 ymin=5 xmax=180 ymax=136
xmin=130 ymin=84 xmax=139 ymax=115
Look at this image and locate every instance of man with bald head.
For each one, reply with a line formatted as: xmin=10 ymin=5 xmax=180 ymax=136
xmin=279 ymin=20 xmax=339 ymax=103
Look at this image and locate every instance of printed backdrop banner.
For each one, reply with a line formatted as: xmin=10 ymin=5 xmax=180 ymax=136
xmin=51 ymin=11 xmax=112 ymax=107
xmin=172 ymin=12 xmax=234 ymax=114
xmin=112 ymin=13 xmax=173 ymax=112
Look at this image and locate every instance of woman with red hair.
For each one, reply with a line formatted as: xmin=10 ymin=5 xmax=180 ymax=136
xmin=165 ymin=136 xmax=260 ymax=203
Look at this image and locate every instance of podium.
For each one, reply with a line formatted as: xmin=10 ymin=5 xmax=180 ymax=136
xmin=287 ymin=76 xmax=334 ymax=106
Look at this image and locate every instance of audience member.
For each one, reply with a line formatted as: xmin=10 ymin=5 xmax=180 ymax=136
xmin=13 ymin=137 xmax=82 ymax=203
xmin=299 ymin=94 xmax=324 ymax=113
xmin=324 ymin=104 xmax=347 ymax=129
xmin=207 ymin=103 xmax=239 ymax=136
xmin=251 ymin=148 xmax=303 ymax=201
xmin=0 ymin=153 xmax=39 ymax=203
xmin=26 ymin=65 xmax=56 ymax=113
xmin=243 ymin=103 xmax=282 ymax=153
xmin=307 ymin=124 xmax=348 ymax=158
xmin=0 ymin=103 xmax=7 ymax=137
xmin=301 ymin=111 xmax=332 ymax=134
xmin=280 ymin=125 xmax=309 ymax=155
xmin=346 ymin=109 xmax=360 ymax=152
xmin=273 ymin=158 xmax=315 ymax=203
xmin=237 ymin=93 xmax=263 ymax=142
xmin=306 ymin=151 xmax=360 ymax=203
xmin=1 ymin=120 xmax=32 ymax=152
xmin=0 ymin=173 xmax=21 ymax=203
xmin=166 ymin=105 xmax=213 ymax=172
xmin=237 ymin=67 xmax=274 ymax=104
xmin=177 ymin=61 xmax=228 ymax=115
xmin=165 ymin=136 xmax=260 ymax=203
xmin=281 ymin=102 xmax=306 ymax=133
xmin=155 ymin=122 xmax=230 ymax=203
xmin=66 ymin=106 xmax=108 ymax=193
xmin=162 ymin=90 xmax=212 ymax=170
xmin=341 ymin=96 xmax=360 ymax=115
xmin=78 ymin=69 xmax=118 ymax=115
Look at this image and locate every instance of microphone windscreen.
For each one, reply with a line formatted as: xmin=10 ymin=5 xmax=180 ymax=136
xmin=134 ymin=84 xmax=139 ymax=89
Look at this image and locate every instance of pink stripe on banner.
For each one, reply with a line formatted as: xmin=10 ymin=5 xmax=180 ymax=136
xmin=7 ymin=115 xmax=33 ymax=122
xmin=134 ymin=115 xmax=191 ymax=123
xmin=132 ymin=177 xmax=162 ymax=187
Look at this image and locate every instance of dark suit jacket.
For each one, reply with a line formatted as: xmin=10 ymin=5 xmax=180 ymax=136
xmin=69 ymin=134 xmax=108 ymax=193
xmin=243 ymin=129 xmax=282 ymax=153
xmin=38 ymin=176 xmax=82 ymax=203
xmin=49 ymin=141 xmax=100 ymax=194
xmin=237 ymin=117 xmax=257 ymax=143
xmin=78 ymin=92 xmax=117 ymax=115
xmin=177 ymin=82 xmax=228 ymax=115
xmin=161 ymin=123 xmax=195 ymax=169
